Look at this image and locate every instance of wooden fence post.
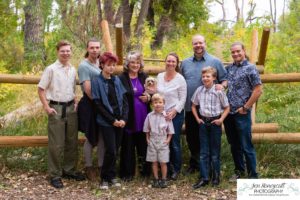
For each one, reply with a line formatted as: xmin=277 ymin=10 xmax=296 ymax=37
xmin=115 ymin=24 xmax=123 ymax=65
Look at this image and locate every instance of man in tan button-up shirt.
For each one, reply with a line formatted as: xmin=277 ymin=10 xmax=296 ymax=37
xmin=38 ymin=40 xmax=85 ymax=189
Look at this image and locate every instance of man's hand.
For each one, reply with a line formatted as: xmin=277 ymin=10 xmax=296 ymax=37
xmin=45 ymin=106 xmax=57 ymax=115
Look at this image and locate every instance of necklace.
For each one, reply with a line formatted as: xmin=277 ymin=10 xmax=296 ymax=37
xmin=131 ymin=78 xmax=138 ymax=92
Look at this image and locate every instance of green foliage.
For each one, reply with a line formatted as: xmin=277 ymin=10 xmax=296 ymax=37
xmin=266 ymin=0 xmax=300 ymax=73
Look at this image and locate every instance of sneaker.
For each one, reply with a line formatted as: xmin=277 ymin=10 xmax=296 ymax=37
xmin=99 ymin=181 xmax=109 ymax=190
xmin=151 ymin=179 xmax=160 ymax=188
xmin=85 ymin=167 xmax=97 ymax=181
xmin=160 ymin=179 xmax=168 ymax=188
xmin=110 ymin=178 xmax=121 ymax=187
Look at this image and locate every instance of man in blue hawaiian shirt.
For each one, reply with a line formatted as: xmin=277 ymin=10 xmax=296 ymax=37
xmin=224 ymin=42 xmax=263 ymax=182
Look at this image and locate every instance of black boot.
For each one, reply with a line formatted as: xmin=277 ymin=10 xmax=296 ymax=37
xmin=211 ymin=171 xmax=220 ymax=187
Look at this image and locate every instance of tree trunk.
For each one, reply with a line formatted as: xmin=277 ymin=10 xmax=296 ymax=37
xmin=96 ymin=0 xmax=103 ymax=29
xmin=104 ymin=0 xmax=115 ymax=24
xmin=147 ymin=0 xmax=155 ymax=28
xmin=269 ymin=0 xmax=277 ymax=32
xmin=233 ymin=0 xmax=241 ymax=22
xmin=114 ymin=5 xmax=123 ymax=25
xmin=134 ymin=0 xmax=151 ymax=39
xmin=215 ymin=0 xmax=226 ymax=22
xmin=151 ymin=15 xmax=171 ymax=50
xmin=24 ymin=0 xmax=45 ymax=67
xmin=122 ymin=0 xmax=135 ymax=43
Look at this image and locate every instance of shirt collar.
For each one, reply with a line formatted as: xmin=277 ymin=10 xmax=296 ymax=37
xmin=233 ymin=59 xmax=248 ymax=67
xmin=192 ymin=51 xmax=208 ymax=62
xmin=204 ymin=84 xmax=216 ymax=92
xmin=55 ymin=60 xmax=72 ymax=68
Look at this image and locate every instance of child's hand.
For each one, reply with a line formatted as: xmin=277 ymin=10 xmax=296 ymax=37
xmin=119 ymin=120 xmax=126 ymax=128
xmin=164 ymin=139 xmax=171 ymax=145
xmin=113 ymin=120 xmax=120 ymax=127
xmin=211 ymin=119 xmax=222 ymax=126
xmin=146 ymin=138 xmax=150 ymax=145
xmin=196 ymin=118 xmax=204 ymax=124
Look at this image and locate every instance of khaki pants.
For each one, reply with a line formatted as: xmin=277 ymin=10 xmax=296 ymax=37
xmin=47 ymin=103 xmax=78 ymax=179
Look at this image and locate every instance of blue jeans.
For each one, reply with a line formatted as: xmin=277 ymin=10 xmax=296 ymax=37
xmin=199 ymin=122 xmax=222 ymax=180
xmin=169 ymin=111 xmax=184 ymax=173
xmin=224 ymin=111 xmax=258 ymax=178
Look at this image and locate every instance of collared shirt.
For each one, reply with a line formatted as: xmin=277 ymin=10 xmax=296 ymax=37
xmin=78 ymin=59 xmax=101 ymax=92
xmin=191 ymin=84 xmax=229 ymax=117
xmin=38 ymin=60 xmax=76 ymax=102
xmin=143 ymin=111 xmax=175 ymax=137
xmin=226 ymin=60 xmax=262 ymax=114
xmin=156 ymin=72 xmax=187 ymax=112
xmin=181 ymin=52 xmax=227 ymax=111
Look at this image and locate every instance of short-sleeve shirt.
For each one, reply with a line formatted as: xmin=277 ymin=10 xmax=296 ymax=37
xmin=38 ymin=60 xmax=76 ymax=102
xmin=226 ymin=60 xmax=262 ymax=113
xmin=156 ymin=72 xmax=187 ymax=113
xmin=181 ymin=52 xmax=227 ymax=111
xmin=191 ymin=84 xmax=229 ymax=117
xmin=143 ymin=111 xmax=175 ymax=137
xmin=78 ymin=59 xmax=101 ymax=92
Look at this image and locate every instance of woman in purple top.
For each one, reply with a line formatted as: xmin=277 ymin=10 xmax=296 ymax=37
xmin=118 ymin=51 xmax=151 ymax=181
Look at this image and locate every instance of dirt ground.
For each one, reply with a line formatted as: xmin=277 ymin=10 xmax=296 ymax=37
xmin=0 ymin=170 xmax=237 ymax=200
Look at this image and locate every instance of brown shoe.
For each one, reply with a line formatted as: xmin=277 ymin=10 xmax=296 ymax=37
xmin=85 ymin=167 xmax=97 ymax=181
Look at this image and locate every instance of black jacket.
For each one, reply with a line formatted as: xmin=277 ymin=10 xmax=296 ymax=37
xmin=119 ymin=71 xmax=151 ymax=130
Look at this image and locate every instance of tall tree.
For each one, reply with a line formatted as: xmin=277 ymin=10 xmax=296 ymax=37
xmin=24 ymin=0 xmax=45 ymax=67
xmin=151 ymin=0 xmax=207 ymax=50
xmin=122 ymin=0 xmax=135 ymax=43
xmin=269 ymin=0 xmax=277 ymax=32
xmin=134 ymin=0 xmax=151 ymax=39
xmin=104 ymin=0 xmax=115 ymax=24
xmin=215 ymin=0 xmax=226 ymax=22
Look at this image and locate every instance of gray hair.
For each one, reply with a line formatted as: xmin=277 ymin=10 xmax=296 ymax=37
xmin=123 ymin=51 xmax=144 ymax=72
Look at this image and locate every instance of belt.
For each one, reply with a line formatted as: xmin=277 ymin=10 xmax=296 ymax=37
xmin=49 ymin=100 xmax=74 ymax=118
xmin=49 ymin=100 xmax=74 ymax=106
xmin=200 ymin=115 xmax=220 ymax=123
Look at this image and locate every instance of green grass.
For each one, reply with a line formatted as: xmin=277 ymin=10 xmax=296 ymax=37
xmin=0 ymin=83 xmax=300 ymax=178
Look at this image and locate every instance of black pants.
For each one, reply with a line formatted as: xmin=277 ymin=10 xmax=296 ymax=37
xmin=185 ymin=111 xmax=200 ymax=170
xmin=100 ymin=126 xmax=123 ymax=182
xmin=119 ymin=131 xmax=151 ymax=178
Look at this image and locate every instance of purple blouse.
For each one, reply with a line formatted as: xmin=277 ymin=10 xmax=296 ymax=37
xmin=127 ymin=77 xmax=148 ymax=133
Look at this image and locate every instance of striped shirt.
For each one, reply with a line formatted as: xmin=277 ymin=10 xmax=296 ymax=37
xmin=191 ymin=84 xmax=229 ymax=118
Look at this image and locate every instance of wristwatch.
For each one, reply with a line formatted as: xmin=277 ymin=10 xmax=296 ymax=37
xmin=242 ymin=105 xmax=249 ymax=111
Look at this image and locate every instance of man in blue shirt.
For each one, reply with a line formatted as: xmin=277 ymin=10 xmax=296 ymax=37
xmin=181 ymin=35 xmax=227 ymax=174
xmin=224 ymin=42 xmax=262 ymax=181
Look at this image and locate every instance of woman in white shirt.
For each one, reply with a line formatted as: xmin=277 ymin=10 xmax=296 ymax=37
xmin=156 ymin=52 xmax=187 ymax=180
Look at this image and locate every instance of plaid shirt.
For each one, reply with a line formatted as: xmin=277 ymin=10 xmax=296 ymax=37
xmin=191 ymin=84 xmax=229 ymax=118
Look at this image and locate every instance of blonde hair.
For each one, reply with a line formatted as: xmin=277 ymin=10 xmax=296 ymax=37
xmin=202 ymin=66 xmax=217 ymax=77
xmin=151 ymin=93 xmax=165 ymax=103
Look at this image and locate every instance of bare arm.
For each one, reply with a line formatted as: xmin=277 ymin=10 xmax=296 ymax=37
xmin=146 ymin=132 xmax=150 ymax=145
xmin=191 ymin=103 xmax=203 ymax=124
xmin=237 ymin=84 xmax=263 ymax=114
xmin=165 ymin=134 xmax=172 ymax=145
xmin=38 ymin=87 xmax=57 ymax=115
xmin=82 ymin=80 xmax=92 ymax=99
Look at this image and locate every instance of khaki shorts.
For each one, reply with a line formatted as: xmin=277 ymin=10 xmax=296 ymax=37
xmin=146 ymin=136 xmax=170 ymax=163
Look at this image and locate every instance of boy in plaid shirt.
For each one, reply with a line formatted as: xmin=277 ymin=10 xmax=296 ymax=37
xmin=191 ymin=66 xmax=229 ymax=189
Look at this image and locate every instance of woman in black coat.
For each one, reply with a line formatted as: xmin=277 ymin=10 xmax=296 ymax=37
xmin=119 ymin=51 xmax=151 ymax=181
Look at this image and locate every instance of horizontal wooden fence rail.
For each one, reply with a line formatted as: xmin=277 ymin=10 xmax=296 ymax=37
xmin=4 ymin=71 xmax=300 ymax=86
xmin=2 ymin=132 xmax=300 ymax=147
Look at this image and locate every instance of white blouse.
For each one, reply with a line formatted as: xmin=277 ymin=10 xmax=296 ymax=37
xmin=156 ymin=72 xmax=187 ymax=113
